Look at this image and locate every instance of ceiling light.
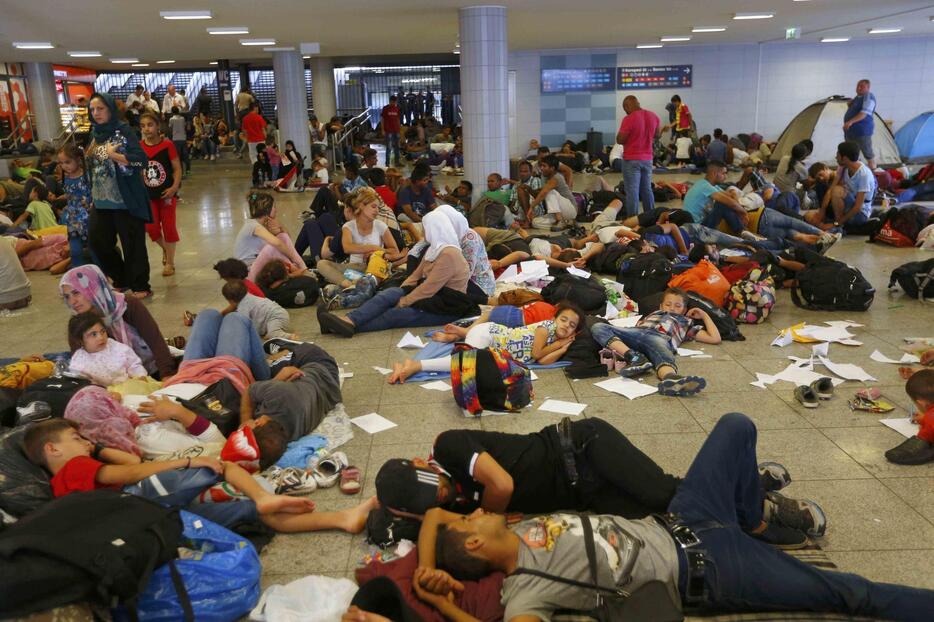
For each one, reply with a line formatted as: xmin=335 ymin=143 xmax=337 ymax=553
xmin=68 ymin=51 xmax=102 ymax=57
xmin=303 ymin=55 xmax=311 ymax=59
xmin=240 ymin=39 xmax=276 ymax=46
xmin=636 ymin=44 xmax=664 ymax=49
xmin=110 ymin=58 xmax=139 ymax=64
xmin=209 ymin=61 xmax=218 ymax=65
xmin=13 ymin=42 xmax=54 ymax=49
xmin=692 ymin=27 xmax=726 ymax=33
xmin=660 ymin=36 xmax=691 ymax=42
xmin=160 ymin=10 xmax=212 ymax=20
xmin=263 ymin=46 xmax=296 ymax=52
xmin=156 ymin=60 xmax=175 ymax=64
xmin=131 ymin=63 xmax=150 ymax=67
xmin=868 ymin=27 xmax=902 ymax=34
xmin=208 ymin=26 xmax=250 ymax=35
xmin=733 ymin=12 xmax=774 ymax=20
xmin=821 ymin=37 xmax=850 ymax=43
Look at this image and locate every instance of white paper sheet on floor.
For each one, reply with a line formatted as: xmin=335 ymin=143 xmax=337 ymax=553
xmin=249 ymin=575 xmax=358 ymax=622
xmin=879 ymin=417 xmax=920 ymax=439
xmin=870 ymin=350 xmax=921 ymax=365
xmin=350 ymin=412 xmax=397 ymax=434
xmin=594 ymin=376 xmax=658 ymax=400
xmin=538 ymin=399 xmax=587 ymax=415
xmin=397 ymin=332 xmax=426 ymax=349
xmin=421 ymin=380 xmax=452 ymax=391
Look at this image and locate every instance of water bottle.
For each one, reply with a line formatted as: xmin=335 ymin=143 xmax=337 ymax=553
xmin=53 ymin=356 xmax=67 ymax=377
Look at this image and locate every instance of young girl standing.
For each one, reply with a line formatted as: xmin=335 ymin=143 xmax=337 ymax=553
xmin=139 ymin=112 xmax=181 ymax=276
xmin=57 ymin=144 xmax=96 ymax=268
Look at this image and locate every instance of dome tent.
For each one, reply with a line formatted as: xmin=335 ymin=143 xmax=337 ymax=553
xmin=768 ymin=96 xmax=901 ymax=168
xmin=895 ymin=111 xmax=934 ymax=164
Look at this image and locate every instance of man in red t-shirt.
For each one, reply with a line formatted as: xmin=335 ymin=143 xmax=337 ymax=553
xmin=616 ymin=95 xmax=661 ymax=217
xmin=242 ymin=102 xmax=268 ymax=164
xmin=381 ymin=95 xmax=402 ymax=166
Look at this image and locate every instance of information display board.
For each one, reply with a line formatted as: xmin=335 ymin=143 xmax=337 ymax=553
xmin=617 ymin=65 xmax=692 ymax=90
xmin=541 ymin=68 xmax=615 ymax=93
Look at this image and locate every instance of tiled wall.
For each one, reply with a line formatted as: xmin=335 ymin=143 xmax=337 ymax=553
xmin=510 ymin=36 xmax=934 ymax=157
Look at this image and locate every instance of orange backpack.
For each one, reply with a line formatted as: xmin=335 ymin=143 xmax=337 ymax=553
xmin=668 ymin=259 xmax=731 ymax=307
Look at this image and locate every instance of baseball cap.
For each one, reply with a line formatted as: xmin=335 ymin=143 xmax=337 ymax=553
xmin=375 ymin=458 xmax=441 ymax=514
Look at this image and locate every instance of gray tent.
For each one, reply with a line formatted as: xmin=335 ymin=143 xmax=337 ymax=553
xmin=769 ymin=96 xmax=900 ymax=168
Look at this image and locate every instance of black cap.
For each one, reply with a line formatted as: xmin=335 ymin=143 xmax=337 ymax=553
xmin=375 ymin=458 xmax=440 ymax=514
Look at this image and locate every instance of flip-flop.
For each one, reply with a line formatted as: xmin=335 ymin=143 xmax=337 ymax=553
xmin=855 ymin=387 xmax=882 ymax=401
xmin=182 ymin=310 xmax=197 ymax=327
xmin=658 ymin=375 xmax=706 ymax=397
xmin=339 ymin=466 xmax=362 ymax=495
xmin=794 ymin=385 xmax=819 ymax=408
xmin=809 ymin=377 xmax=834 ymax=400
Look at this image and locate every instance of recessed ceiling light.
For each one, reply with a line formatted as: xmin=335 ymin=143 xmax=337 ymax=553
xmin=207 ymin=27 xmax=249 ymax=35
xmin=660 ymin=36 xmax=691 ymax=42
xmin=821 ymin=37 xmax=850 ymax=43
xmin=68 ymin=51 xmax=102 ymax=57
xmin=131 ymin=63 xmax=150 ymax=67
xmin=209 ymin=61 xmax=218 ymax=65
xmin=13 ymin=42 xmax=54 ymax=49
xmin=160 ymin=10 xmax=212 ymax=20
xmin=636 ymin=44 xmax=664 ymax=49
xmin=692 ymin=27 xmax=726 ymax=33
xmin=868 ymin=27 xmax=902 ymax=34
xmin=303 ymin=55 xmax=311 ymax=59
xmin=263 ymin=46 xmax=296 ymax=52
xmin=733 ymin=12 xmax=774 ymax=20
xmin=240 ymin=39 xmax=276 ymax=46
xmin=156 ymin=60 xmax=175 ymax=64
xmin=110 ymin=58 xmax=139 ymax=64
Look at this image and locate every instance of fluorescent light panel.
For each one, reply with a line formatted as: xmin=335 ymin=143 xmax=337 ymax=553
xmin=240 ymin=39 xmax=276 ymax=46
xmin=13 ymin=42 xmax=54 ymax=49
xmin=821 ymin=37 xmax=850 ymax=43
xmin=131 ymin=63 xmax=150 ymax=67
xmin=636 ymin=44 xmax=663 ymax=49
xmin=660 ymin=36 xmax=691 ymax=42
xmin=734 ymin=12 xmax=774 ymax=20
xmin=157 ymin=60 xmax=175 ymax=64
xmin=208 ymin=27 xmax=249 ymax=35
xmin=868 ymin=27 xmax=902 ymax=34
xmin=263 ymin=47 xmax=296 ymax=52
xmin=160 ymin=10 xmax=212 ymax=20
xmin=209 ymin=61 xmax=218 ymax=65
xmin=692 ymin=27 xmax=726 ymax=33
xmin=68 ymin=51 xmax=102 ymax=57
xmin=110 ymin=58 xmax=139 ymax=63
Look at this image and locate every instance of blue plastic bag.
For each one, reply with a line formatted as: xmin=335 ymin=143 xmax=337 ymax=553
xmin=124 ymin=510 xmax=261 ymax=621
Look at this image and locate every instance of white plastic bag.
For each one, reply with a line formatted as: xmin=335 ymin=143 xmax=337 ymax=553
xmin=249 ymin=575 xmax=358 ymax=622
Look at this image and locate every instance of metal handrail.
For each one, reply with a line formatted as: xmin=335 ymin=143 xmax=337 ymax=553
xmin=0 ymin=114 xmax=35 ymax=150
xmin=329 ymin=108 xmax=371 ymax=169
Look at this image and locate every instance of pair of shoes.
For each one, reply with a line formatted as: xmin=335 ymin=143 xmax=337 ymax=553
xmin=263 ymin=336 xmax=303 ymax=354
xmin=657 ymin=374 xmax=706 ymax=396
xmin=885 ymin=436 xmax=934 ymax=465
xmin=316 ymin=303 xmax=355 ymax=337
xmin=764 ymin=491 xmax=827 ymax=538
xmin=758 ymin=462 xmax=792 ymax=492
xmin=162 ymin=264 xmax=175 ymax=277
xmin=618 ymin=350 xmax=653 ymax=378
xmin=309 ymin=451 xmax=350 ymax=488
xmin=265 ymin=466 xmax=317 ymax=495
xmin=794 ymin=377 xmax=834 ymax=408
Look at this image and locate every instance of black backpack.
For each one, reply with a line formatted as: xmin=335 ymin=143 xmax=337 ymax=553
xmin=0 ymin=427 xmax=53 ymax=518
xmin=791 ymin=256 xmax=875 ymax=312
xmin=364 ymin=506 xmax=422 ymax=548
xmin=616 ymin=253 xmax=673 ymax=306
xmin=0 ymin=490 xmax=187 ymax=619
xmin=889 ymin=258 xmax=934 ymax=300
xmin=541 ymin=273 xmax=607 ymax=314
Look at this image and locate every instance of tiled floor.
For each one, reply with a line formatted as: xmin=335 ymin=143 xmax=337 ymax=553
xmin=5 ymin=158 xmax=934 ymax=600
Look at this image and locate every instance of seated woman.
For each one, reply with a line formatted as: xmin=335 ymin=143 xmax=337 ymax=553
xmin=60 ymin=265 xmax=176 ymax=380
xmin=316 ymin=211 xmax=472 ymax=337
xmin=434 ymin=204 xmax=495 ymax=300
xmin=233 ymin=191 xmax=308 ymax=283
xmin=389 ymin=302 xmax=582 ymax=383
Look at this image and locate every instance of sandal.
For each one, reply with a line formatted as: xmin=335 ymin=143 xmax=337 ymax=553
xmin=165 ymin=335 xmax=187 ymax=349
xmin=162 ymin=265 xmax=175 ymax=277
xmin=311 ymin=451 xmax=349 ymax=488
xmin=183 ymin=310 xmax=197 ymax=327
xmin=339 ymin=466 xmax=362 ymax=495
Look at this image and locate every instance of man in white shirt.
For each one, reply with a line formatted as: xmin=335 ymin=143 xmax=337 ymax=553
xmin=162 ymin=84 xmax=187 ymax=118
xmin=125 ymin=85 xmax=145 ymax=110
xmin=141 ymin=91 xmax=160 ymax=115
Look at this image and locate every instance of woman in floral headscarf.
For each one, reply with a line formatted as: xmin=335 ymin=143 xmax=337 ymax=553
xmin=59 ymin=265 xmax=175 ymax=379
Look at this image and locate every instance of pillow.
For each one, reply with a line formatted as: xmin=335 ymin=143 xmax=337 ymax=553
xmin=0 ymin=426 xmax=53 ymax=517
xmin=355 ymin=548 xmax=505 ymax=622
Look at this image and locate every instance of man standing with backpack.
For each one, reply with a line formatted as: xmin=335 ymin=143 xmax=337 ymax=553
xmin=843 ymin=79 xmax=877 ymax=170
xmin=616 ymin=95 xmax=660 ymax=217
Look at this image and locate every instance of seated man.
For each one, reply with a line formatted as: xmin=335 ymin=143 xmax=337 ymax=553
xmin=509 ymin=160 xmax=543 ymax=225
xmin=681 ymin=160 xmax=749 ymax=235
xmin=439 ymin=180 xmax=472 ymax=215
xmin=527 ymin=156 xmax=578 ymax=232
xmin=421 ymin=413 xmax=933 ymax=622
xmin=804 ymin=140 xmax=876 ymax=231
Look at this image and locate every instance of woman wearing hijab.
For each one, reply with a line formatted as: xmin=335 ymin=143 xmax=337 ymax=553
xmin=86 ymin=92 xmax=153 ymax=298
xmin=434 ymin=204 xmax=495 ymax=299
xmin=316 ymin=210 xmax=472 ymax=336
xmin=60 ymin=265 xmax=175 ymax=379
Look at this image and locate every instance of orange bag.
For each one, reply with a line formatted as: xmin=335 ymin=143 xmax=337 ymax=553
xmin=668 ymin=259 xmax=731 ymax=307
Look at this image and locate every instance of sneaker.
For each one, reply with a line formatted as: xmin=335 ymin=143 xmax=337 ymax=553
xmin=263 ymin=336 xmax=304 ymax=355
xmin=321 ymin=284 xmax=341 ymax=310
xmin=764 ymin=491 xmax=827 ymax=537
xmin=816 ymin=232 xmax=841 ymax=255
xmin=885 ymin=436 xmax=934 ymax=465
xmin=15 ymin=401 xmax=52 ymax=425
xmin=264 ymin=466 xmax=317 ymax=496
xmin=758 ymin=462 xmax=792 ymax=492
xmin=657 ymin=374 xmax=706 ymax=397
xmin=794 ymin=385 xmax=819 ymax=408
xmin=740 ymin=230 xmax=767 ymax=243
xmin=316 ymin=304 xmax=355 ymax=338
xmin=211 ymin=155 xmax=217 ymax=161
xmin=750 ymin=522 xmax=808 ymax=550
xmin=809 ymin=377 xmax=834 ymax=400
xmin=619 ymin=351 xmax=653 ymax=378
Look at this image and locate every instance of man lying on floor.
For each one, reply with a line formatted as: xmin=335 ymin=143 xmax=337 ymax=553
xmin=412 ymin=414 xmax=934 ymax=622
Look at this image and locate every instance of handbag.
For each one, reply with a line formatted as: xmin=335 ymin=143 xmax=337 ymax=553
xmin=365 ymin=250 xmax=391 ymax=281
xmin=512 ymin=514 xmax=683 ymax=622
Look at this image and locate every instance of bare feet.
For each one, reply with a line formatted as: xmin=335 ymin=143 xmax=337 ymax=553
xmin=388 ymin=359 xmax=422 ymax=384
xmin=256 ymin=494 xmax=316 ymax=515
xmin=342 ymin=605 xmax=393 ymax=622
xmin=899 ymin=366 xmax=922 ymax=380
xmin=339 ymin=496 xmax=379 ymax=534
xmin=431 ymin=332 xmax=460 ymax=343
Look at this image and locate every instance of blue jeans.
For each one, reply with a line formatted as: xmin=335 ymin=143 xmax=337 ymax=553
xmin=347 ymin=287 xmax=460 ymax=334
xmin=590 ymin=323 xmax=677 ymax=372
xmin=385 ymin=132 xmax=401 ymax=166
xmin=67 ymin=236 xmax=97 ymax=267
xmin=701 ymin=201 xmax=744 ymax=233
xmin=842 ymin=193 xmax=870 ymax=226
xmin=757 ymin=208 xmax=822 ymax=241
xmin=671 ymin=413 xmax=934 ymax=621
xmin=173 ymin=140 xmax=190 ymax=174
xmin=622 ymin=159 xmax=654 ymax=217
xmin=124 ymin=467 xmax=259 ymax=527
xmin=681 ymin=223 xmax=745 ymax=248
xmin=184 ymin=309 xmax=270 ymax=380
xmin=202 ymin=138 xmax=218 ymax=157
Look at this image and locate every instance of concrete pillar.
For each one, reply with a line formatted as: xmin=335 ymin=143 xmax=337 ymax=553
xmin=459 ymin=5 xmax=509 ymax=199
xmin=309 ymin=56 xmax=336 ymax=122
xmin=272 ymin=50 xmax=311 ymax=165
xmin=215 ymin=60 xmax=235 ymax=129
xmin=238 ymin=64 xmax=251 ymax=92
xmin=24 ymin=62 xmax=62 ymax=142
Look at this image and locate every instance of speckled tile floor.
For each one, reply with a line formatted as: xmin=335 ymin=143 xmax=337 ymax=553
xmin=5 ymin=158 xmax=934 ymax=605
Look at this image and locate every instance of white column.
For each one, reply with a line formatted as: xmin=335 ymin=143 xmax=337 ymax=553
xmin=459 ymin=5 xmax=509 ymax=200
xmin=272 ymin=50 xmax=311 ymax=165
xmin=24 ymin=62 xmax=62 ymax=142
xmin=309 ymin=56 xmax=336 ymax=122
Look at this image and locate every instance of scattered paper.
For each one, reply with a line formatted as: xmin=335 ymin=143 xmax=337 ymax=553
xmin=339 ymin=371 xmax=354 ymax=379
xmin=771 ymin=331 xmax=793 ymax=347
xmin=530 ymin=370 xmax=539 ymax=381
xmin=879 ymin=417 xmax=919 ymax=439
xmin=609 ymin=314 xmax=642 ymax=328
xmin=351 ymin=413 xmax=398 ymax=434
xmin=421 ymin=380 xmax=452 ymax=391
xmin=151 ymin=383 xmax=205 ymax=401
xmin=817 ymin=356 xmax=876 ymax=382
xmin=870 ymin=350 xmax=921 ymax=365
xmin=594 ymin=377 xmax=659 ymax=400
xmin=825 ymin=320 xmax=864 ymax=329
xmin=677 ymin=347 xmax=706 ymax=357
xmin=397 ymin=332 xmax=426 ymax=349
xmin=519 ymin=259 xmax=548 ymax=276
xmin=538 ymin=399 xmax=588 ymax=416
xmin=567 ymin=266 xmax=591 ymax=279
xmin=602 ymin=302 xmax=619 ymax=320
xmin=495 ymin=264 xmax=518 ymax=282
xmin=812 ymin=343 xmax=829 ymax=358
xmin=373 ymin=366 xmax=392 ymax=375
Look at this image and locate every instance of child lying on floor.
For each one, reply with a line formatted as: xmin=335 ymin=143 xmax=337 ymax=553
xmin=221 ymin=279 xmax=297 ymax=340
xmin=389 ymin=302 xmax=582 ymax=383
xmin=67 ymin=310 xmax=149 ymax=386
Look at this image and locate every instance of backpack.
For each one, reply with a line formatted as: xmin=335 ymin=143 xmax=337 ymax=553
xmin=541 ymin=273 xmax=607 ymax=314
xmin=466 ymin=197 xmax=505 ymax=228
xmin=872 ymin=205 xmax=929 ymax=247
xmin=588 ymin=243 xmax=628 ymax=275
xmin=0 ymin=490 xmax=186 ymax=619
xmin=725 ymin=269 xmax=776 ymax=324
xmin=668 ymin=259 xmax=731 ymax=307
xmin=0 ymin=427 xmax=53 ymax=518
xmin=720 ymin=261 xmax=761 ymax=285
xmin=791 ymin=256 xmax=875 ymax=312
xmin=451 ymin=346 xmax=532 ymax=416
xmin=16 ymin=374 xmax=91 ymax=425
xmin=365 ymin=506 xmax=422 ymax=548
xmin=888 ymin=258 xmax=934 ymax=300
xmin=616 ymin=253 xmax=673 ymax=306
